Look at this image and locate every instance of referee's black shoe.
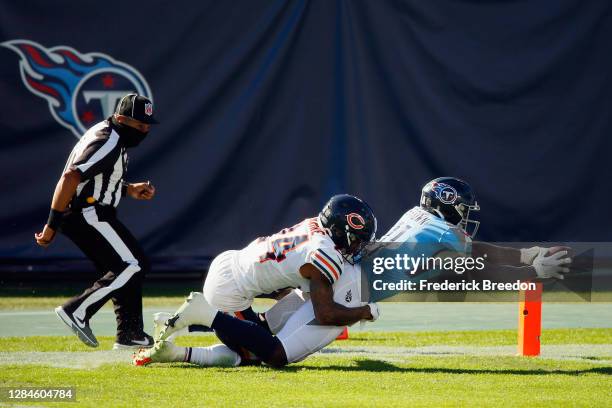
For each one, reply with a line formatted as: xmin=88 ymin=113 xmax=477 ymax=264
xmin=55 ymin=306 xmax=99 ymax=348
xmin=113 ymin=333 xmax=154 ymax=350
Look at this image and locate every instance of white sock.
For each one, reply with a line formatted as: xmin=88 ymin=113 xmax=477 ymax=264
xmin=187 ymin=344 xmax=241 ymax=367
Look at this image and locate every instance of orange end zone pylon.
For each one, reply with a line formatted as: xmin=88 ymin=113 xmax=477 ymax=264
xmin=517 ymin=282 xmax=543 ymax=356
xmin=336 ymin=327 xmax=349 ymax=340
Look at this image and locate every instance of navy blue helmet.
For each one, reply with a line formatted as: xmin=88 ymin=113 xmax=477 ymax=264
xmin=420 ymin=177 xmax=480 ymax=237
xmin=319 ymin=194 xmax=377 ymax=263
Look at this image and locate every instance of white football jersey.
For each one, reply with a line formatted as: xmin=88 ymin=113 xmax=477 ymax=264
xmin=379 ymin=206 xmax=471 ymax=255
xmin=234 ymin=217 xmax=344 ymax=297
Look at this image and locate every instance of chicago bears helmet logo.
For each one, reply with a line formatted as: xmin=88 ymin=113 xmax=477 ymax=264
xmin=2 ymin=40 xmax=153 ymax=138
xmin=432 ymin=183 xmax=458 ymax=205
xmin=346 ymin=213 xmax=365 ymax=230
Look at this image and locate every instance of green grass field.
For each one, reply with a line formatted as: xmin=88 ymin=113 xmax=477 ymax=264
xmin=1 ymin=329 xmax=611 ymax=407
xmin=1 ymin=291 xmax=610 ymax=407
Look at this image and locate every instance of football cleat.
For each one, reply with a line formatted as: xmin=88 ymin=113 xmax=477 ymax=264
xmin=55 ymin=306 xmax=99 ymax=348
xmin=153 ymin=312 xmax=173 ymax=340
xmin=113 ymin=333 xmax=154 ymax=350
xmin=157 ymin=292 xmax=218 ymax=341
xmin=153 ymin=312 xmax=191 ymax=341
xmin=132 ymin=340 xmax=186 ymax=366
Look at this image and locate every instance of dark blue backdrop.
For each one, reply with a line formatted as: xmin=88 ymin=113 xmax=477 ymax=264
xmin=1 ymin=1 xmax=611 ymax=269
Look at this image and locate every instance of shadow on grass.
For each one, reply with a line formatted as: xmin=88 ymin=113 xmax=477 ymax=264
xmin=274 ymin=359 xmax=612 ymax=376
xmin=169 ymin=358 xmax=612 ymax=376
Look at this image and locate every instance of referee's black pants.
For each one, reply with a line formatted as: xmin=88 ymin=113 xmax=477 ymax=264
xmin=60 ymin=204 xmax=148 ymax=341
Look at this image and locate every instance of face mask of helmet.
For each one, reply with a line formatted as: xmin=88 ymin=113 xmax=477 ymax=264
xmin=456 ymin=202 xmax=480 ymax=238
xmin=325 ymin=222 xmax=376 ymax=265
xmin=426 ymin=199 xmax=480 ymax=238
xmin=344 ymin=230 xmax=375 ymax=264
xmin=112 ymin=118 xmax=149 ymax=147
xmin=318 ymin=194 xmax=377 ymax=265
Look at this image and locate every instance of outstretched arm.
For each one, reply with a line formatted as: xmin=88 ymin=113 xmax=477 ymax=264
xmin=472 ymin=242 xmax=522 ymax=266
xmin=472 ymin=243 xmax=571 ymax=279
xmin=300 ymin=263 xmax=373 ymax=326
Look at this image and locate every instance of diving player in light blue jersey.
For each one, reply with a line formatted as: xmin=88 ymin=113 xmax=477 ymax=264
xmin=365 ymin=177 xmax=572 ymax=302
xmin=381 ymin=177 xmax=477 ymax=251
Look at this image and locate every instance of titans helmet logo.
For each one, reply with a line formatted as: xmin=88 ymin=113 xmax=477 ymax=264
xmin=432 ymin=182 xmax=458 ymax=205
xmin=2 ymin=39 xmax=153 ymax=138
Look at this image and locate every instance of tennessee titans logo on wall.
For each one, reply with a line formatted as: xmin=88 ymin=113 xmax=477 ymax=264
xmin=2 ymin=39 xmax=153 ymax=138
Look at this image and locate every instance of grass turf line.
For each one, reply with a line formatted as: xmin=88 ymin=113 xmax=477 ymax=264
xmin=1 ymin=329 xmax=611 ymax=352
xmin=0 ymin=296 xmax=275 ymax=310
xmin=2 ymin=355 xmax=610 ymax=407
xmin=1 ymin=330 xmax=610 ymax=407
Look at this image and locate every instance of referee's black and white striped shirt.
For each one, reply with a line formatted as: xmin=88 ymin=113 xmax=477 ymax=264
xmin=63 ymin=118 xmax=127 ymax=209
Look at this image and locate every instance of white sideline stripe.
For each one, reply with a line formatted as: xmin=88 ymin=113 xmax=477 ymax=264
xmin=72 ymin=208 xmax=140 ymax=323
xmin=0 ymin=308 xmax=166 ymax=317
xmin=74 ymin=132 xmax=118 ymax=174
xmin=0 ymin=345 xmax=610 ymax=369
xmin=318 ymin=344 xmax=612 ymax=360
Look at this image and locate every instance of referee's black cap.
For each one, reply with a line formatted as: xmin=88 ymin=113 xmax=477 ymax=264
xmin=115 ymin=94 xmax=159 ymax=124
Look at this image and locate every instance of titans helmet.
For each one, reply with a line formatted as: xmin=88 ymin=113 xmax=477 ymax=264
xmin=319 ymin=194 xmax=377 ymax=263
xmin=420 ymin=177 xmax=480 ymax=237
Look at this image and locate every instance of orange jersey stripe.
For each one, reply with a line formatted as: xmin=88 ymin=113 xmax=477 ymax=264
xmin=314 ymin=253 xmax=339 ymax=280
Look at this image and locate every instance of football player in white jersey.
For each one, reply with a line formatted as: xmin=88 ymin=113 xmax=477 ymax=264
xmin=138 ymin=195 xmax=378 ymax=367
xmin=133 ymin=261 xmax=370 ymax=367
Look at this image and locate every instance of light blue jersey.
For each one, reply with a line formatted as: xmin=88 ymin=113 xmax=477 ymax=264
xmin=380 ymin=206 xmax=471 ymax=256
xmin=364 ymin=207 xmax=472 ymax=302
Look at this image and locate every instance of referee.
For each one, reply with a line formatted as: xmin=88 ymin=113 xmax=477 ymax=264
xmin=35 ymin=94 xmax=158 ymax=349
